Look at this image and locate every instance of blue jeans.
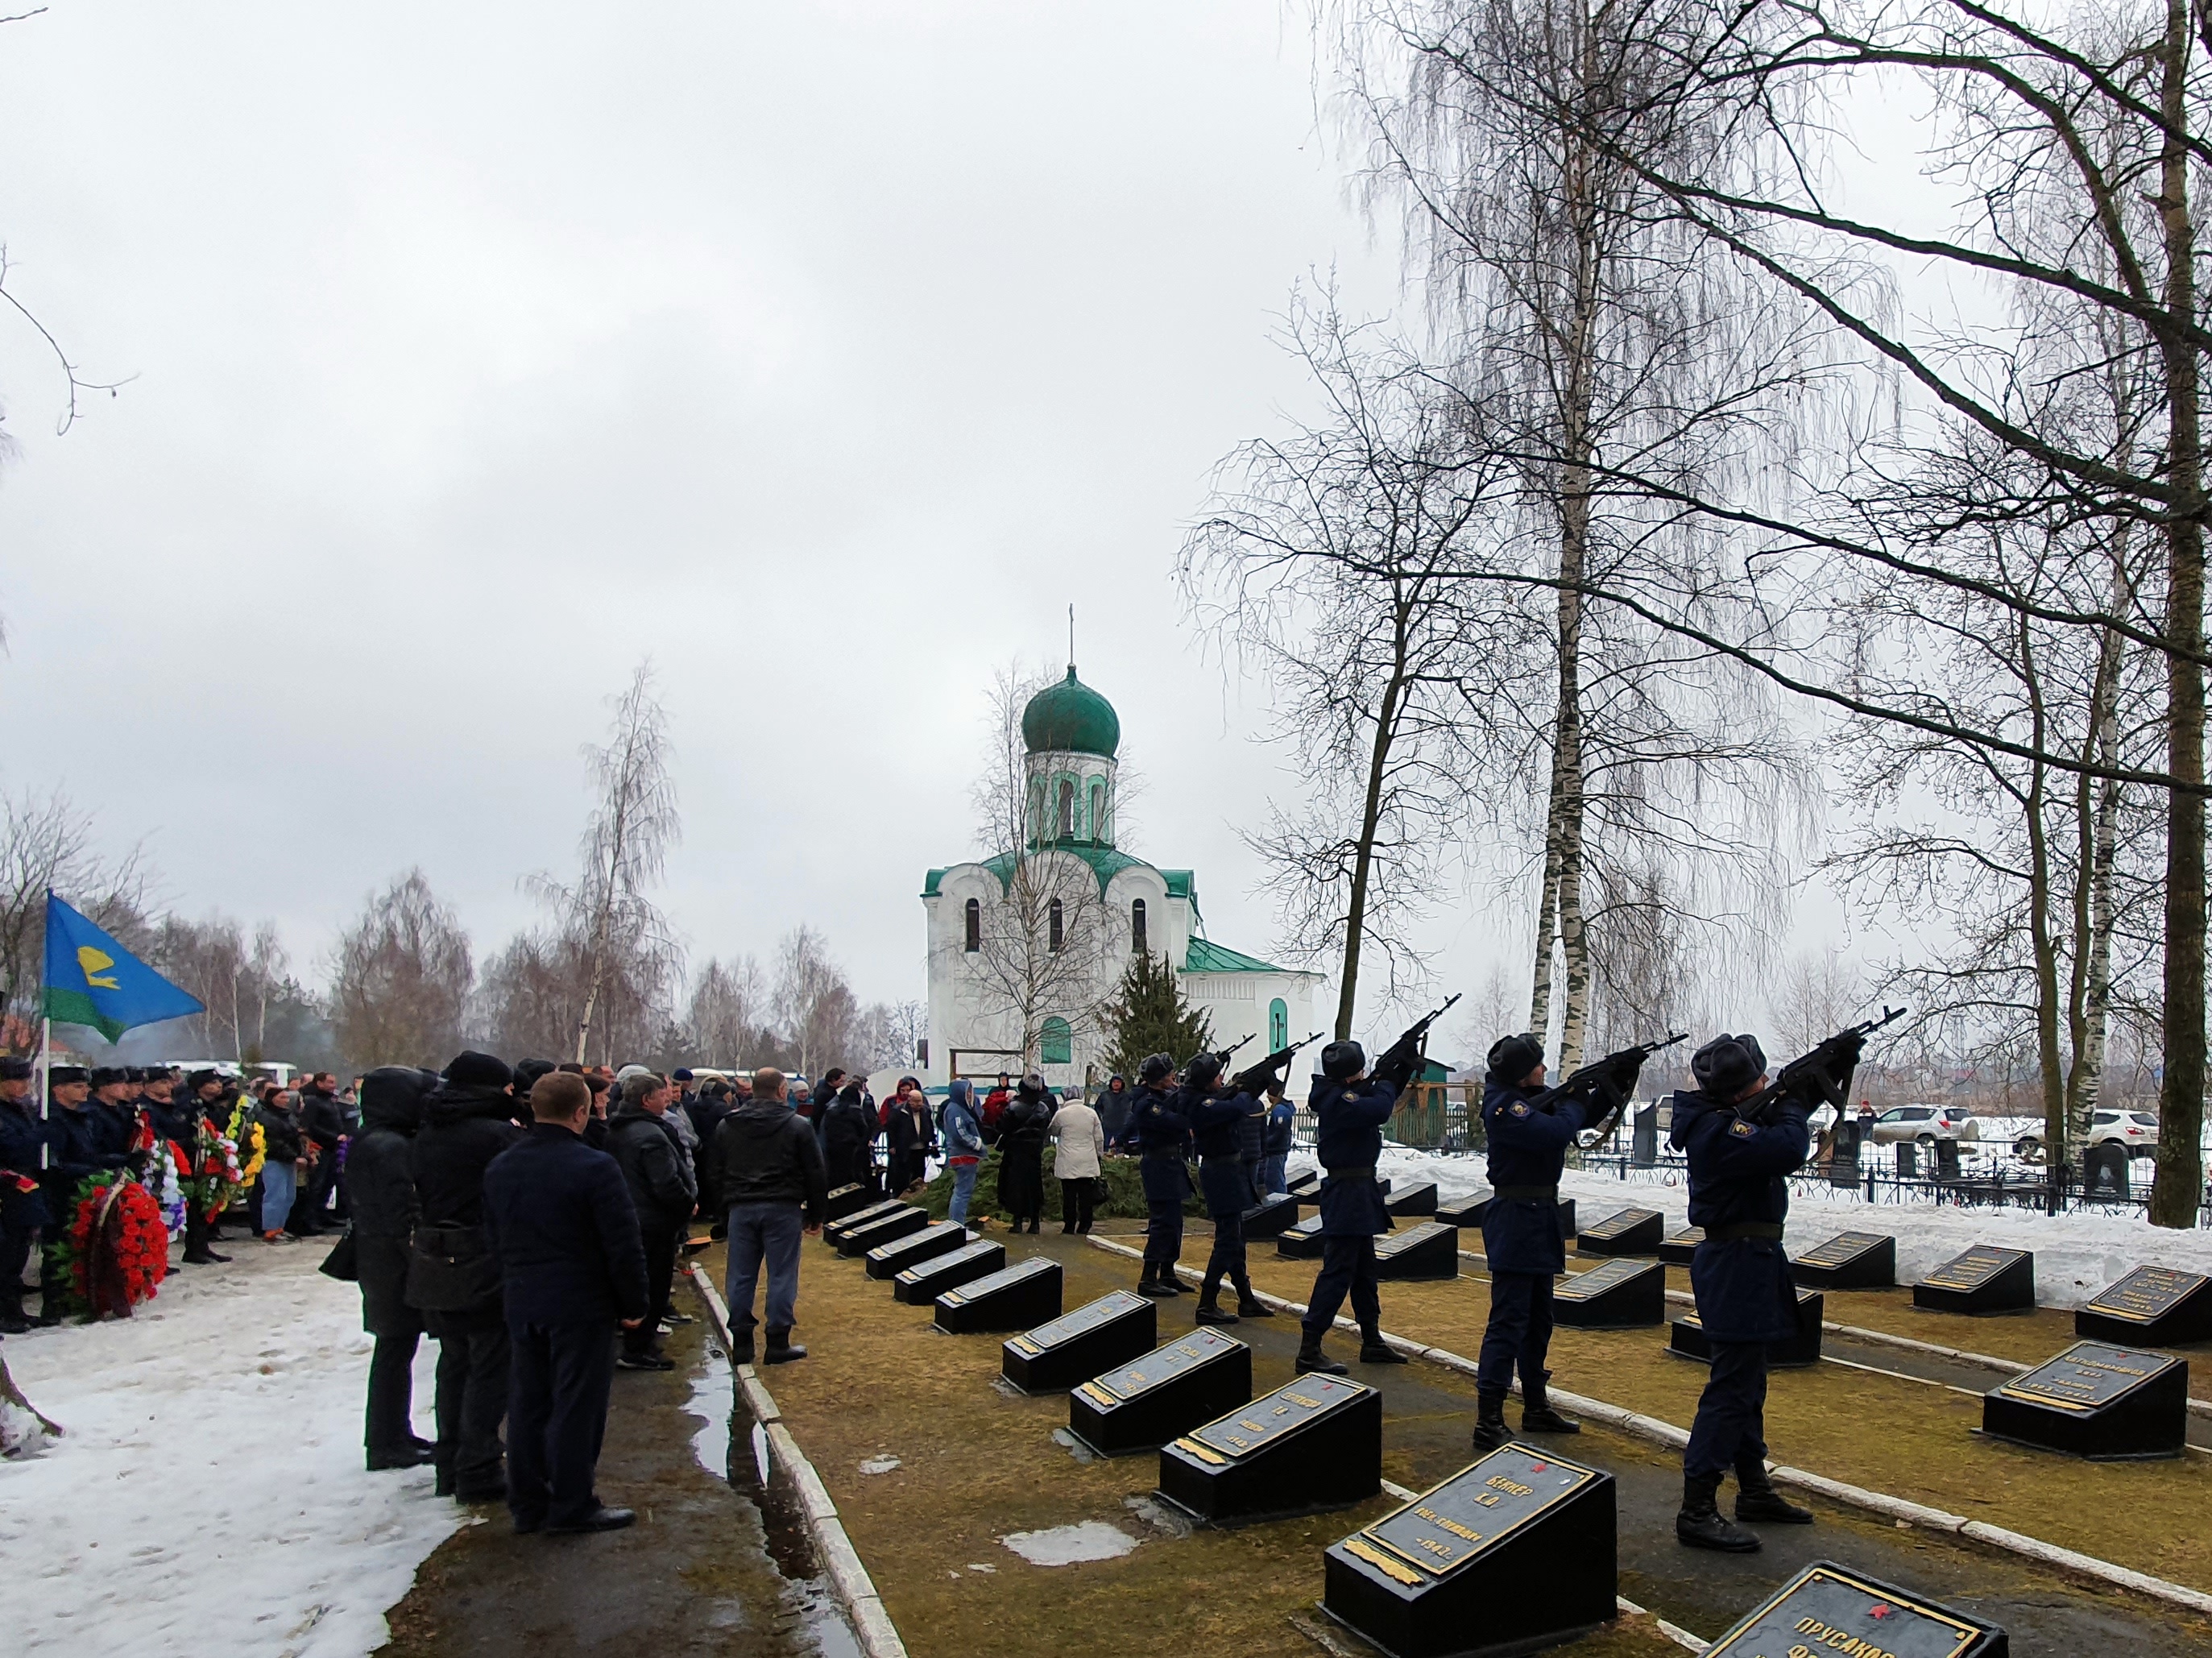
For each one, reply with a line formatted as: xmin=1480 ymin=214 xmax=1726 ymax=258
xmin=724 ymin=1202 xmax=804 ymax=1333
xmin=1260 ymin=1154 xmax=1288 ymax=1196
xmin=947 ymin=1160 xmax=980 ymax=1225
xmin=259 ymin=1163 xmax=296 ymax=1235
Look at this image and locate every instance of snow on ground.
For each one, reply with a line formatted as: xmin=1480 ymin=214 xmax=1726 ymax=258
xmin=1282 ymin=1149 xmax=2212 ymax=1310
xmin=4 ymin=1241 xmax=458 ymax=1658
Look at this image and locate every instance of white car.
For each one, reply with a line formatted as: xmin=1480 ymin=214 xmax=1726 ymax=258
xmin=2011 ymin=1109 xmax=2158 ymax=1160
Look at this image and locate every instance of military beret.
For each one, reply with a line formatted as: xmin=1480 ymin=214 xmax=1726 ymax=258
xmin=1321 ymin=1040 xmax=1365 ymax=1080
xmin=671 ymin=1067 xmax=694 ymax=1082
xmin=1486 ymin=1033 xmax=1545 ymax=1084
xmin=1692 ymin=1034 xmax=1767 ymax=1096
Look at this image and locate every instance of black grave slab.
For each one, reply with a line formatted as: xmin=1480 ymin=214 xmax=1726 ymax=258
xmin=893 ymin=1237 xmax=1006 ymax=1305
xmin=822 ymin=1183 xmax=872 ymax=1223
xmin=1702 ymin=1561 xmax=2007 ymax=1658
xmin=934 ymin=1255 xmax=1063 ymax=1333
xmin=1243 ymin=1193 xmax=1301 ymax=1237
xmin=1002 ymin=1291 xmax=1158 ymax=1394
xmin=1656 ymin=1226 xmax=1704 ymax=1267
xmin=1982 ymin=1341 xmax=2188 ymax=1460
xmin=1386 ymin=1180 xmax=1439 ymax=1217
xmin=1912 ymin=1245 xmax=2035 ymax=1316
xmin=1792 ymin=1230 xmax=1898 ymax=1291
xmin=1573 ymin=1206 xmax=1664 ymax=1258
xmin=1374 ymin=1221 xmax=1460 ymax=1282
xmin=832 ymin=1204 xmax=929 ymax=1258
xmin=1068 ymin=1329 xmax=1252 ymax=1456
xmin=1669 ymin=1288 xmax=1825 ymax=1369
xmin=1287 ymin=1171 xmax=1323 ymax=1200
xmin=823 ymin=1198 xmax=908 ymax=1248
xmin=1323 ymin=1445 xmax=1617 ymax=1658
xmin=2076 ymin=1266 xmax=2212 ymax=1346
xmin=1551 ymin=1258 xmax=1666 ymax=1328
xmin=864 ymin=1220 xmax=971 ymax=1280
xmin=1156 ymin=1374 xmax=1381 ymax=1525
xmin=1555 ymin=1199 xmax=1575 ymax=1241
xmin=1434 ymin=1190 xmax=1493 ymax=1228
xmin=1277 ymin=1214 xmax=1327 ymax=1259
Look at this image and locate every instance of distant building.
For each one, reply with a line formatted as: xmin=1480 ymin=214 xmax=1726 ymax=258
xmin=922 ymin=665 xmax=1321 ymax=1091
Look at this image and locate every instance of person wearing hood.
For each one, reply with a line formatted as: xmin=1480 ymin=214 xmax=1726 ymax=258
xmin=1184 ymin=1055 xmax=1272 ymax=1325
xmin=350 ymin=1067 xmax=438 ymax=1470
xmin=408 ymin=1051 xmax=524 ymax=1503
xmin=1469 ymin=1034 xmax=1587 ymax=1453
xmin=713 ymin=1067 xmax=827 ymax=1365
xmin=1046 ymin=1085 xmax=1103 ymax=1234
xmin=607 ymin=1071 xmax=695 ymax=1372
xmin=1096 ymin=1075 xmax=1133 ymax=1150
xmin=1128 ymin=1054 xmax=1192 ymax=1298
xmin=819 ymin=1077 xmax=880 ymax=1200
xmin=1294 ymin=1041 xmax=1410 ymax=1375
xmin=996 ymin=1074 xmax=1054 ymax=1233
xmin=884 ymin=1077 xmax=935 ymax=1196
xmin=1669 ymin=1033 xmax=1816 ymax=1553
xmin=938 ymin=1079 xmax=986 ymax=1224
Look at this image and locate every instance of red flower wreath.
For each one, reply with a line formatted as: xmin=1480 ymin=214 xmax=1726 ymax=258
xmin=67 ymin=1178 xmax=171 ymax=1320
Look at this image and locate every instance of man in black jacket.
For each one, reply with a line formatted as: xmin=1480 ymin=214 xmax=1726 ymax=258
xmin=684 ymin=1080 xmax=736 ymax=1237
xmin=409 ymin=1051 xmax=524 ymax=1502
xmin=607 ymin=1071 xmax=694 ymax=1372
xmin=295 ymin=1074 xmax=345 ymax=1236
xmin=350 ymin=1067 xmax=437 ymax=1470
xmin=485 ymin=1071 xmax=648 ymax=1536
xmin=712 ymin=1067 xmax=826 ymax=1365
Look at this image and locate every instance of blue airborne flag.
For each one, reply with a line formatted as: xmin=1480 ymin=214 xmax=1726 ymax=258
xmin=41 ymin=892 xmax=205 ymax=1042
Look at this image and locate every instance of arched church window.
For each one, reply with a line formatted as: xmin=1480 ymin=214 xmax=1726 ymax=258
xmin=1088 ymin=781 xmax=1104 ymax=839
xmin=1131 ymin=898 xmax=1146 ymax=955
xmin=963 ymin=897 xmax=980 ymax=952
xmin=1270 ymin=997 xmax=1289 ymax=1050
xmin=1049 ymin=898 xmax=1064 ymax=952
xmin=1057 ymin=779 xmax=1074 ymax=839
xmin=1041 ymin=1016 xmax=1073 ymax=1065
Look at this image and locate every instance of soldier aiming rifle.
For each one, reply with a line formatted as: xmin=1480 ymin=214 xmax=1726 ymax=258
xmin=1531 ymin=1033 xmax=1689 ymax=1147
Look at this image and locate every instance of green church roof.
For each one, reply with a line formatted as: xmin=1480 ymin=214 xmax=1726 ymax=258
xmin=1183 ymin=936 xmax=1294 ymax=975
xmin=1021 ymin=665 xmax=1120 ymax=759
xmin=922 ymin=854 xmax=1197 ymax=902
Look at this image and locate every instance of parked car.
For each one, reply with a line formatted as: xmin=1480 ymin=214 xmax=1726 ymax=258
xmin=1866 ymin=1104 xmax=1979 ymax=1146
xmin=2011 ymin=1109 xmax=2158 ymax=1161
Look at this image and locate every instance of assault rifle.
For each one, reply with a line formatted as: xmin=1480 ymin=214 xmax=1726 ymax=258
xmin=1232 ymin=1031 xmax=1327 ymax=1098
xmin=1180 ymin=1034 xmax=1253 ymax=1077
xmin=1737 ymin=1006 xmax=1908 ymax=1126
xmin=1372 ymin=993 xmax=1462 ymax=1089
xmin=1531 ymin=1033 xmax=1688 ymax=1146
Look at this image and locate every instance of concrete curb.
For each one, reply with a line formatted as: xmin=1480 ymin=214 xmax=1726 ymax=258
xmin=686 ymin=1264 xmax=909 ymax=1658
xmin=1086 ymin=1235 xmax=2212 ymax=1622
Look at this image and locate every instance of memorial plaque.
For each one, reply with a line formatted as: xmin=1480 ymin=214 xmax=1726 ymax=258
xmin=1000 ymin=1291 xmax=1157 ymax=1393
xmin=1373 ymin=1221 xmax=1460 ymax=1281
xmin=1068 ymin=1329 xmax=1252 ymax=1456
xmin=1287 ymin=1171 xmax=1323 ymax=1200
xmin=1157 ymin=1374 xmax=1381 ymax=1524
xmin=893 ymin=1237 xmax=1006 ymax=1305
xmin=1983 ymin=1340 xmax=2188 ymax=1460
xmin=1323 ymin=1446 xmax=1618 ymax=1658
xmin=934 ymin=1254 xmax=1063 ymax=1333
xmin=835 ymin=1204 xmax=930 ymax=1258
xmin=1573 ymin=1206 xmax=1664 ymax=1258
xmin=1386 ymin=1180 xmax=1439 ymax=1217
xmin=2076 ymin=1265 xmax=2212 ymax=1346
xmin=1670 ymin=1288 xmax=1825 ymax=1369
xmin=823 ymin=1198 xmax=907 ymax=1247
xmin=1276 ymin=1213 xmax=1327 ymax=1259
xmin=1551 ymin=1258 xmax=1666 ymax=1328
xmin=1912 ymin=1246 xmax=2034 ymax=1316
xmin=864 ymin=1220 xmax=971 ymax=1281
xmin=823 ymin=1182 xmax=872 ymax=1223
xmin=1435 ymin=1190 xmax=1493 ymax=1228
xmin=1792 ymin=1230 xmax=1898 ymax=1291
xmin=1703 ymin=1561 xmax=2007 ymax=1658
xmin=1242 ymin=1193 xmax=1301 ymax=1237
xmin=1656 ymin=1226 xmax=1704 ymax=1267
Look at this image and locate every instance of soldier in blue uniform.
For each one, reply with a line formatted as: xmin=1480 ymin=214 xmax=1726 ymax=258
xmin=1129 ymin=1052 xmax=1193 ymax=1299
xmin=87 ymin=1067 xmax=144 ymax=1164
xmin=1184 ymin=1055 xmax=1274 ymax=1326
xmin=1472 ymin=1033 xmax=1586 ymax=1450
xmin=0 ymin=1057 xmax=48 ymax=1333
xmin=1294 ymin=1040 xmax=1412 ymax=1375
xmin=1670 ymin=1033 xmax=1816 ymax=1552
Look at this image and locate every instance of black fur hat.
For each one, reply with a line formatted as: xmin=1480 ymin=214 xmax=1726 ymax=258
xmin=1486 ymin=1033 xmax=1545 ymax=1083
xmin=1321 ymin=1040 xmax=1365 ymax=1080
xmin=1139 ymin=1052 xmax=1175 ymax=1084
xmin=1692 ymin=1034 xmax=1767 ymax=1096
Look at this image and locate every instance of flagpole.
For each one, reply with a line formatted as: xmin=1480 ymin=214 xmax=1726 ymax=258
xmin=36 ymin=1016 xmax=51 ymax=1172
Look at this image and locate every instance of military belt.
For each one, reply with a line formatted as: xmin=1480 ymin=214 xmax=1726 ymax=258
xmin=1493 ymin=1184 xmax=1557 ymax=1202
xmin=1708 ymin=1222 xmax=1784 ymax=1241
xmin=1323 ymin=1167 xmax=1377 ymax=1181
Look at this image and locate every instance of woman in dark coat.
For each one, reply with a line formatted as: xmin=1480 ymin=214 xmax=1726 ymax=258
xmin=884 ymin=1077 xmax=936 ymax=1195
xmin=997 ymin=1074 xmax=1054 ymax=1234
xmin=819 ymin=1079 xmax=880 ymax=1198
xmin=349 ymin=1067 xmax=437 ymax=1470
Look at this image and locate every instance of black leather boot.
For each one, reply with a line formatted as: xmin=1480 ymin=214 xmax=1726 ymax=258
xmin=1295 ymin=1336 xmax=1349 ymax=1375
xmin=1471 ymin=1387 xmax=1512 ymax=1453
xmin=1231 ymin=1270 xmax=1274 ymax=1318
xmin=1735 ymin=1463 xmax=1814 ymax=1524
xmin=1193 ymin=1275 xmax=1239 ymax=1325
xmin=764 ymin=1328 xmax=808 ymax=1364
xmin=1358 ymin=1324 xmax=1409 ymax=1365
xmin=1137 ymin=1264 xmax=1174 ymax=1299
xmin=1155 ymin=1266 xmax=1187 ymax=1298
xmin=1677 ymin=1473 xmax=1760 ymax=1552
xmin=1521 ymin=1371 xmax=1580 ymax=1433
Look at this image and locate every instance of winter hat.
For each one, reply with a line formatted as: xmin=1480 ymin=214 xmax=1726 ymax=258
xmin=1692 ymin=1034 xmax=1766 ymax=1096
xmin=49 ymin=1065 xmax=89 ymax=1086
xmin=359 ymin=1066 xmax=432 ymax=1134
xmin=90 ymin=1067 xmax=128 ymax=1088
xmin=186 ymin=1068 xmax=221 ymax=1092
xmin=512 ymin=1058 xmax=557 ymax=1099
xmin=444 ymin=1051 xmax=513 ymax=1091
xmin=1139 ymin=1052 xmax=1174 ymax=1084
xmin=0 ymin=1056 xmax=31 ymax=1080
xmin=614 ymin=1063 xmax=652 ymax=1084
xmin=1185 ymin=1053 xmax=1224 ymax=1089
xmin=672 ymin=1067 xmax=694 ymax=1083
xmin=1320 ymin=1041 xmax=1366 ymax=1080
xmin=1486 ymin=1034 xmax=1545 ymax=1084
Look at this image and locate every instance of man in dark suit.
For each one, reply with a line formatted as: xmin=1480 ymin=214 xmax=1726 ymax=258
xmin=483 ymin=1070 xmax=649 ymax=1536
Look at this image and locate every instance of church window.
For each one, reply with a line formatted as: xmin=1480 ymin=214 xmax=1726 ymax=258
xmin=1049 ymin=898 xmax=1064 ymax=952
xmin=1057 ymin=778 xmax=1074 ymax=839
xmin=1270 ymin=997 xmax=1289 ymax=1050
xmin=1027 ymin=777 xmax=1044 ymax=842
xmin=1041 ymin=1016 xmax=1073 ymax=1065
xmin=963 ymin=897 xmax=980 ymax=952
xmin=1131 ymin=898 xmax=1146 ymax=954
xmin=1088 ymin=780 xmax=1104 ymax=840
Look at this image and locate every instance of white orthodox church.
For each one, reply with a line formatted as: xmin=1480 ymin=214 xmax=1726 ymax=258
xmin=922 ymin=665 xmax=1323 ymax=1091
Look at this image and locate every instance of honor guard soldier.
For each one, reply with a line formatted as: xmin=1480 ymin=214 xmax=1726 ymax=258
xmin=1185 ymin=1055 xmax=1274 ymax=1326
xmin=1294 ymin=1040 xmax=1411 ymax=1375
xmin=1671 ymin=1034 xmax=1816 ymax=1551
xmin=0 ymin=1057 xmax=47 ymax=1333
xmin=1130 ymin=1052 xmax=1193 ymax=1299
xmin=87 ymin=1067 xmax=144 ymax=1164
xmin=1471 ymin=1033 xmax=1584 ymax=1451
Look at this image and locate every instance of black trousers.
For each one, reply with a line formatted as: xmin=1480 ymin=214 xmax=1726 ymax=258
xmin=367 ymin=1330 xmax=421 ymax=1458
xmin=1303 ymin=1234 xmax=1380 ymax=1342
xmin=0 ymin=1224 xmax=30 ymax=1315
xmin=1477 ymin=1270 xmax=1555 ymax=1393
xmin=1143 ymin=1200 xmax=1183 ymax=1268
xmin=626 ymin=1223 xmax=679 ymax=1355
xmin=1059 ymin=1178 xmax=1096 ymax=1233
xmin=432 ymin=1323 xmax=511 ymax=1491
xmin=292 ymin=1154 xmax=338 ymax=1233
xmin=1685 ymin=1339 xmax=1770 ymax=1482
xmin=1201 ymin=1209 xmax=1246 ymax=1295
xmin=507 ymin=1320 xmax=617 ymax=1527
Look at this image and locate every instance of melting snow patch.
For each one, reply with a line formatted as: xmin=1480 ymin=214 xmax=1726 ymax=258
xmin=1000 ymin=1522 xmax=1140 ymax=1566
xmin=859 ymin=1456 xmax=901 ymax=1474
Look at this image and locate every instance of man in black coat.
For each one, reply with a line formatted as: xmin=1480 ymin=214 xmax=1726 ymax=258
xmin=484 ymin=1071 xmax=649 ymax=1536
xmin=350 ymin=1067 xmax=437 ymax=1471
xmin=0 ymin=1057 xmax=47 ymax=1333
xmin=408 ymin=1051 xmax=524 ymax=1502
xmin=606 ymin=1071 xmax=694 ymax=1372
xmin=712 ymin=1067 xmax=826 ymax=1365
xmin=684 ymin=1080 xmax=736 ymax=1236
xmin=295 ymin=1074 xmax=346 ymax=1236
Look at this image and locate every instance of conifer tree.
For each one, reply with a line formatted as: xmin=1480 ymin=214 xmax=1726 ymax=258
xmin=1098 ymin=951 xmax=1212 ymax=1080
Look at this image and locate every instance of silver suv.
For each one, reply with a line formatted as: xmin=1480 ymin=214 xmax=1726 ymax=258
xmin=1866 ymin=1104 xmax=1979 ymax=1146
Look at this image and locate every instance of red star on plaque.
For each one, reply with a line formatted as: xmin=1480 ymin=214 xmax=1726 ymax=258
xmin=1869 ymin=1605 xmax=1893 ymax=1619
xmin=1530 ymin=1463 xmax=1547 ymax=1473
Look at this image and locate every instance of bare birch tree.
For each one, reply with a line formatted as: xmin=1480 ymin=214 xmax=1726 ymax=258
xmin=686 ymin=954 xmax=769 ymax=1067
xmin=0 ymin=787 xmax=151 ymax=1041
xmin=329 ymin=870 xmax=474 ymax=1067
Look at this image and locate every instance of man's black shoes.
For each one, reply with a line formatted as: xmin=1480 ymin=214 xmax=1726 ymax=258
xmin=763 ymin=1329 xmax=807 ymax=1364
xmin=546 ymin=1506 xmax=636 ymax=1535
xmin=616 ymin=1351 xmax=675 ymax=1372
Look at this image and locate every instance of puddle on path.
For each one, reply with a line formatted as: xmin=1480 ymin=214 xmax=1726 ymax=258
xmin=1000 ymin=1521 xmax=1141 ymax=1566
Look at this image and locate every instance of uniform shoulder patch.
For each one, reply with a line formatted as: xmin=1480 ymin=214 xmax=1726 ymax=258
xmin=1342 ymin=1089 xmax=1358 ymax=1104
xmin=1509 ymin=1102 xmax=1530 ymax=1117
xmin=1728 ymin=1119 xmax=1755 ymax=1138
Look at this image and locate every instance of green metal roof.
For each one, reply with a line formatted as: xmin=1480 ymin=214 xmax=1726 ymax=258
xmin=924 ymin=854 xmax=1202 ymax=903
xmin=1021 ymin=665 xmax=1120 ymax=759
xmin=1183 ymin=937 xmax=1293 ymax=975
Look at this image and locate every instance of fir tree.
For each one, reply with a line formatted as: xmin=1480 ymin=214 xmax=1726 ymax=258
xmin=1098 ymin=951 xmax=1212 ymax=1080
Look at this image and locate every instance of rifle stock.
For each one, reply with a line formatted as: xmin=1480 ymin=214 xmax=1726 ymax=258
xmin=1738 ymin=1006 xmax=1908 ymax=1125
xmin=1232 ymin=1031 xmax=1326 ymax=1096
